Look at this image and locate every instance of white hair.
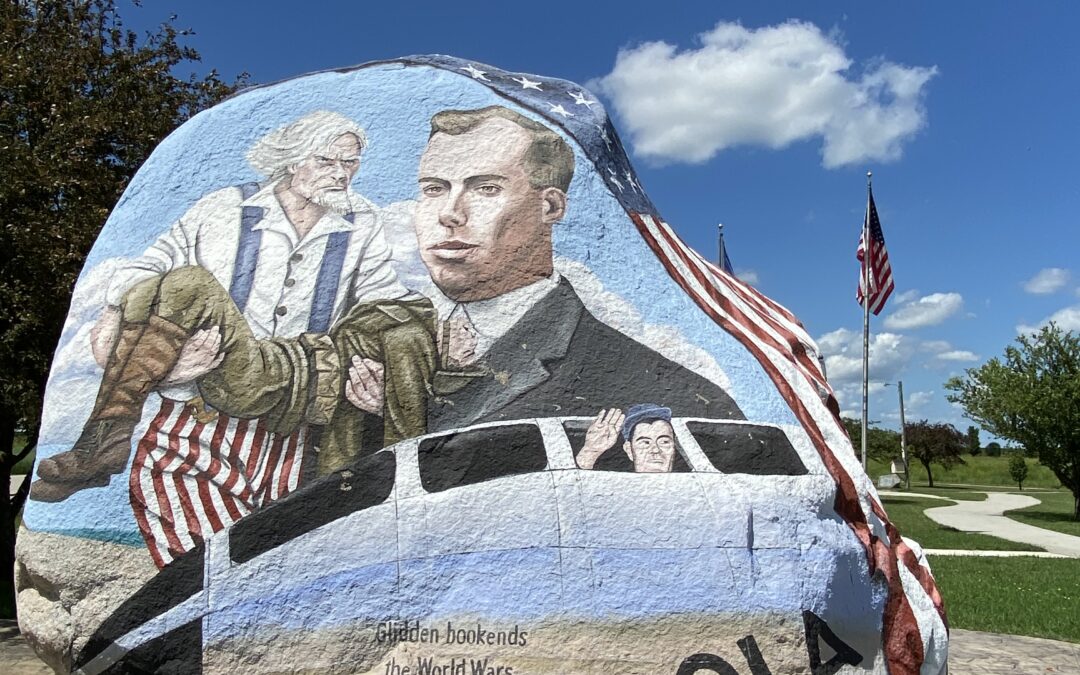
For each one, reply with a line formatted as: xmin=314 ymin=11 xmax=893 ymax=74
xmin=246 ymin=110 xmax=369 ymax=180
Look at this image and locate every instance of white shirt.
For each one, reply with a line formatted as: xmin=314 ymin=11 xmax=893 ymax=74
xmin=106 ymin=183 xmax=410 ymax=340
xmin=428 ymin=273 xmax=561 ymax=359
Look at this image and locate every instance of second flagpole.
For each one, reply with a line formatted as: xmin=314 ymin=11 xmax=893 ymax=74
xmin=861 ymin=171 xmax=872 ymax=470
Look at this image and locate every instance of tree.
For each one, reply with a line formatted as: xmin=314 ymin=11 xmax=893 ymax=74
xmin=966 ymin=425 xmax=981 ymax=456
xmin=904 ymin=420 xmax=965 ymax=488
xmin=841 ymin=417 xmax=902 ymax=464
xmin=984 ymin=441 xmax=1002 ymax=458
xmin=946 ymin=324 xmax=1080 ymax=519
xmin=1009 ymin=454 xmax=1029 ymax=491
xmin=0 ymin=0 xmax=240 ymax=617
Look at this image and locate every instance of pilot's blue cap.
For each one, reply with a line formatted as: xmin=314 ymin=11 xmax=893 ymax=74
xmin=622 ymin=403 xmax=672 ymax=441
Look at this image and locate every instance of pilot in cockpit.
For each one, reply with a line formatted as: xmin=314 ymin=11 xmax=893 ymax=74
xmin=574 ymin=403 xmax=679 ymax=473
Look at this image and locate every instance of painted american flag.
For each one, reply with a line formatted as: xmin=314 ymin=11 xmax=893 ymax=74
xmin=856 ymin=185 xmax=895 ymax=315
xmin=400 ymin=56 xmax=944 ymax=674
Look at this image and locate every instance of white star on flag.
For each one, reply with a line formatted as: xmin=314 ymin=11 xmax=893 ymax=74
xmin=569 ymin=91 xmax=595 ymax=109
xmin=607 ymin=168 xmax=623 ymax=191
xmin=596 ymin=124 xmax=612 ymax=148
xmin=625 ymin=171 xmax=640 ymax=192
xmin=512 ymin=76 xmax=542 ymax=91
xmin=461 ymin=64 xmax=489 ymax=81
xmin=548 ymin=104 xmax=573 ymax=118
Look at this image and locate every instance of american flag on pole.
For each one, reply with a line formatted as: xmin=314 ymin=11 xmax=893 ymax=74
xmin=718 ymin=224 xmax=735 ymax=276
xmin=856 ymin=186 xmax=894 ymax=315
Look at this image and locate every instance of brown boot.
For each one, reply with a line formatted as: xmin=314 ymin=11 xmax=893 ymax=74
xmin=34 ymin=316 xmax=190 ymax=491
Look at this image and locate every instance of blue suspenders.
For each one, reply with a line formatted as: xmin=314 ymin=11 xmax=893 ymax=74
xmin=227 ymin=182 xmax=352 ymax=333
xmin=307 ymin=223 xmax=352 ymax=333
xmin=229 ymin=182 xmax=264 ymax=313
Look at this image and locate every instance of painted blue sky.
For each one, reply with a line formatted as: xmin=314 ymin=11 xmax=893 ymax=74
xmin=119 ymin=2 xmax=1080 ymax=439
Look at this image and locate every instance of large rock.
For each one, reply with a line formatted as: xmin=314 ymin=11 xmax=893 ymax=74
xmin=19 ymin=56 xmax=947 ymax=674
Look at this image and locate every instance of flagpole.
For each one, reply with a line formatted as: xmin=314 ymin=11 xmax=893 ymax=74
xmin=717 ymin=223 xmax=725 ymax=268
xmin=861 ymin=171 xmax=872 ymax=470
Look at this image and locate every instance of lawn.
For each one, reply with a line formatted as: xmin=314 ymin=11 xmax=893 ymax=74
xmin=867 ymin=453 xmax=1062 ymax=489
xmin=1005 ymin=490 xmax=1080 ymax=538
xmin=881 ymin=497 xmax=1042 ymax=551
xmin=930 ymin=556 xmax=1080 ymax=643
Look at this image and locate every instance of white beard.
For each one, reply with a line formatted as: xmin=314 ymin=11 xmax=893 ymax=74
xmin=310 ymin=188 xmax=354 ymax=215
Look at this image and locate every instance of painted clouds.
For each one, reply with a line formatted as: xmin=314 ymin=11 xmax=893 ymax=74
xmin=595 ymin=20 xmax=937 ymax=168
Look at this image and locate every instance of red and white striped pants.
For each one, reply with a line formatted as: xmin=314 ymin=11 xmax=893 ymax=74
xmin=129 ymin=399 xmax=308 ymax=569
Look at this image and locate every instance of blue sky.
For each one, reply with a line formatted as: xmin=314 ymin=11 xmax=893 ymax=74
xmin=118 ymin=2 xmax=1080 ymax=439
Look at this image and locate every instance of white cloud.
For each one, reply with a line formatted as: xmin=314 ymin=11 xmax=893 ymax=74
xmin=906 ymin=390 xmax=934 ymax=410
xmin=595 ymin=20 xmax=937 ymax=168
xmin=936 ymin=350 xmax=979 ymax=362
xmin=1017 ymin=304 xmax=1080 ymax=335
xmin=817 ymin=327 xmax=915 ymax=385
xmin=920 ymin=340 xmax=951 ymax=353
xmin=1022 ymin=267 xmax=1070 ymax=294
xmin=735 ymin=269 xmax=760 ymax=285
xmin=894 ymin=289 xmax=920 ymax=304
xmin=883 ymin=292 xmax=963 ymax=330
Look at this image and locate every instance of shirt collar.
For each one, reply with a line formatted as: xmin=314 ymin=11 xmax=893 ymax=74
xmin=430 ymin=272 xmax=561 ymax=357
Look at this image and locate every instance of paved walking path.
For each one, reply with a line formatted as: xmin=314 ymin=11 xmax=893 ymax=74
xmin=3 ymin=620 xmax=1078 ymax=674
xmin=881 ymin=490 xmax=954 ymax=501
xmin=921 ymin=548 xmax=1068 ymax=558
xmin=923 ymin=492 xmax=1080 ymax=557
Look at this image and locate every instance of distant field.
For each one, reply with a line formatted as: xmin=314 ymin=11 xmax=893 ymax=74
xmin=1005 ymin=491 xmax=1080 ymax=538
xmin=867 ymin=453 xmax=1062 ymax=489
xmin=931 ymin=556 xmax=1080 ymax=643
xmin=880 ymin=497 xmax=1041 ymax=551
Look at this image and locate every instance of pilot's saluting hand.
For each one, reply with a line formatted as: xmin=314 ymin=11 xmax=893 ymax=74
xmin=576 ymin=408 xmax=624 ymax=470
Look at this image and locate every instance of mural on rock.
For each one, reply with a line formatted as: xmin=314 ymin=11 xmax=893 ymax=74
xmin=18 ymin=56 xmax=948 ymax=674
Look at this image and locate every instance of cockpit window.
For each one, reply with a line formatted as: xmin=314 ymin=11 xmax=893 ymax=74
xmin=418 ymin=424 xmax=548 ymax=493
xmin=686 ymin=422 xmax=808 ymax=475
xmin=561 ymin=420 xmax=690 ymax=472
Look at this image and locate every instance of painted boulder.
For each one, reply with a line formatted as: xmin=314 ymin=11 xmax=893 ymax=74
xmin=18 ymin=56 xmax=947 ymax=674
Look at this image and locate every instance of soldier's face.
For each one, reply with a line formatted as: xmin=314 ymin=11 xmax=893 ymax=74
xmin=416 ymin=118 xmax=560 ymax=302
xmin=624 ymin=420 xmax=677 ymax=473
xmin=289 ymin=134 xmax=362 ymax=203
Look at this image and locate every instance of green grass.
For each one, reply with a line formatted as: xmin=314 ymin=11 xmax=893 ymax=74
xmin=881 ymin=497 xmax=1042 ymax=551
xmin=930 ymin=556 xmax=1080 ymax=643
xmin=1005 ymin=491 xmax=1080 ymax=538
xmin=866 ymin=453 xmax=1062 ymax=489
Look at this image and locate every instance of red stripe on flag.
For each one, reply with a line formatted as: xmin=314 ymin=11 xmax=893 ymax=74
xmin=151 ymin=407 xmax=193 ymax=560
xmin=197 ymin=415 xmax=230 ymax=533
xmin=221 ymin=419 xmax=249 ymax=509
xmin=130 ymin=400 xmax=175 ymax=570
xmin=172 ymin=419 xmax=206 ymax=545
xmin=277 ymin=431 xmax=300 ymax=500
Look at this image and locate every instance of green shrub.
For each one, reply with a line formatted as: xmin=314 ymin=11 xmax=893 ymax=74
xmin=1009 ymin=454 xmax=1029 ymax=490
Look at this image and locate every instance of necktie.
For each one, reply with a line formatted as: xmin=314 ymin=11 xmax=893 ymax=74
xmin=439 ymin=305 xmax=478 ymax=369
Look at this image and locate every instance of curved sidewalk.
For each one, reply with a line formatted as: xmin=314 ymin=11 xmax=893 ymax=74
xmin=923 ymin=492 xmax=1080 ymax=557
